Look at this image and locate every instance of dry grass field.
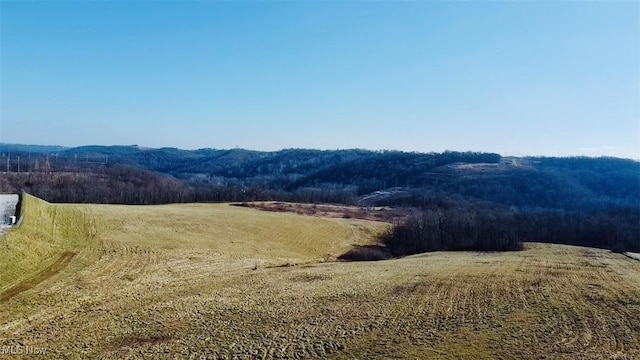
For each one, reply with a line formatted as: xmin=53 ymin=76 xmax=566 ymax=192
xmin=1 ymin=195 xmax=640 ymax=359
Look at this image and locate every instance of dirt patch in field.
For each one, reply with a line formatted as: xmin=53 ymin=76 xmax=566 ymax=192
xmin=289 ymin=273 xmax=331 ymax=282
xmin=0 ymin=251 xmax=76 ymax=302
xmin=231 ymin=202 xmax=411 ymax=223
xmin=390 ymin=282 xmax=428 ymax=297
xmin=112 ymin=333 xmax=173 ymax=348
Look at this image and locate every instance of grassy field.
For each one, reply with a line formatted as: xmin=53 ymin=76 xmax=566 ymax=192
xmin=1 ymin=196 xmax=639 ymax=359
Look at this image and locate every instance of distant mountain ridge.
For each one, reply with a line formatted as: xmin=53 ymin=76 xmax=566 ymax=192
xmin=0 ymin=143 xmax=70 ymax=154
xmin=0 ymin=143 xmax=638 ymax=213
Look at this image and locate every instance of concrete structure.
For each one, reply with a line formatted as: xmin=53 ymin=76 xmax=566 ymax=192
xmin=0 ymin=194 xmax=19 ymax=235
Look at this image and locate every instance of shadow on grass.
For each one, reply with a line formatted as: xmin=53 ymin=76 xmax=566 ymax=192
xmin=338 ymin=245 xmax=391 ymax=262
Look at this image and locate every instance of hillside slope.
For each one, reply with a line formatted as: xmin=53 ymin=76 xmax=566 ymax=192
xmin=0 ymin=196 xmax=639 ymax=358
xmin=2 ymin=145 xmax=636 ymax=212
xmin=0 ymin=194 xmax=97 ymax=295
xmin=0 ymin=194 xmax=386 ymax=299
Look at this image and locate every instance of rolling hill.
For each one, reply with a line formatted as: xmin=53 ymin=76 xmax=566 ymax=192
xmin=0 ymin=144 xmax=637 ymax=211
xmin=1 ymin=195 xmax=639 ymax=358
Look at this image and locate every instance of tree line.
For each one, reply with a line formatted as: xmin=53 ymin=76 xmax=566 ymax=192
xmin=340 ymin=201 xmax=639 ymax=260
xmin=0 ymin=146 xmax=637 ymax=256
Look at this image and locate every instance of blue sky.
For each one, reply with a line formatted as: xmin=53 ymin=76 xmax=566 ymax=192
xmin=1 ymin=1 xmax=638 ymax=159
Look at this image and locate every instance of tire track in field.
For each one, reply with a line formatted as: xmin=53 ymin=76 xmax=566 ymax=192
xmin=0 ymin=251 xmax=76 ymax=302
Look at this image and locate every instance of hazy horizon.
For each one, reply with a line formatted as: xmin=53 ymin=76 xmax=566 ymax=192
xmin=1 ymin=2 xmax=638 ymax=159
xmin=2 ymin=141 xmax=640 ymax=161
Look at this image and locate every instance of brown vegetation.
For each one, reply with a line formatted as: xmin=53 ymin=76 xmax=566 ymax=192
xmin=232 ymin=201 xmax=411 ymax=223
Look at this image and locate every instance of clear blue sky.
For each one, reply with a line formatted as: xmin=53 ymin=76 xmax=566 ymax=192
xmin=1 ymin=1 xmax=638 ymax=159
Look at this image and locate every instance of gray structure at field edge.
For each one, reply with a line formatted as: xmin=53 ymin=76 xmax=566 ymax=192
xmin=0 ymin=194 xmax=19 ymax=233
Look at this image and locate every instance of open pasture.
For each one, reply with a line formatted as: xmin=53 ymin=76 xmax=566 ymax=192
xmin=1 ymin=195 xmax=639 ymax=359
